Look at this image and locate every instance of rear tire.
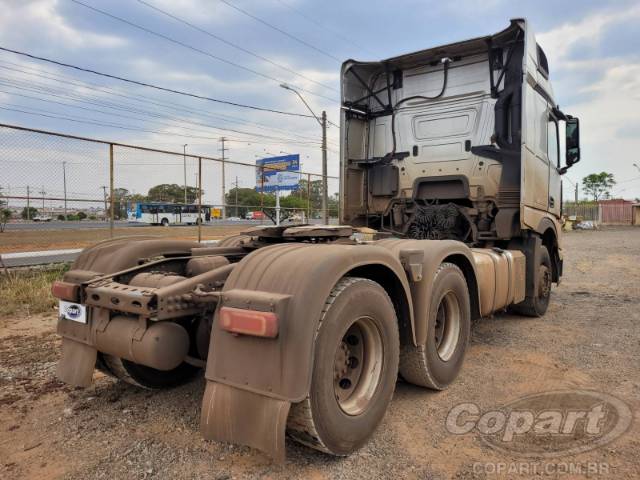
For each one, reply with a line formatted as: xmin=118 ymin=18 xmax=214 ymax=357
xmin=287 ymin=277 xmax=399 ymax=456
xmin=161 ymin=218 xmax=169 ymax=227
xmin=96 ymin=353 xmax=199 ymax=389
xmin=511 ymin=245 xmax=552 ymax=317
xmin=399 ymin=262 xmax=471 ymax=390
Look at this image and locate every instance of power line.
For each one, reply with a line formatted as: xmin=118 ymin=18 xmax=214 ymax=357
xmin=218 ymin=0 xmax=341 ymax=62
xmin=0 ymin=83 xmax=326 ymax=146
xmin=69 ymin=0 xmax=338 ymax=103
xmin=0 ymin=46 xmax=315 ymax=118
xmin=135 ymin=0 xmax=338 ymax=93
xmin=0 ymin=60 xmax=335 ymax=143
xmin=0 ymin=104 xmax=323 ymax=147
xmin=0 ymin=74 xmax=339 ymax=147
xmin=274 ymin=0 xmax=375 ymax=57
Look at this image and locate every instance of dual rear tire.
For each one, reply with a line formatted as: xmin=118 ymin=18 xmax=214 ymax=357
xmin=287 ymin=266 xmax=472 ymax=455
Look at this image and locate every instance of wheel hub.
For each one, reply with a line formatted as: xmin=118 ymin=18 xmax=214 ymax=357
xmin=433 ymin=291 xmax=461 ymax=362
xmin=538 ymin=265 xmax=551 ymax=299
xmin=333 ymin=316 xmax=383 ymax=416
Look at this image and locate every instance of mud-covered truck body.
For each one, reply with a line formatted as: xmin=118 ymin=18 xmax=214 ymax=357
xmin=52 ymin=19 xmax=580 ymax=461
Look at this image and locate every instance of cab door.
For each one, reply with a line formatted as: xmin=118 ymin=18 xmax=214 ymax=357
xmin=522 ymin=84 xmax=550 ymax=212
xmin=547 ymin=112 xmax=562 ymax=217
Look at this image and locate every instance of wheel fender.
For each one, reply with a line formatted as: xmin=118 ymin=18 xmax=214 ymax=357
xmin=376 ymin=239 xmax=481 ymax=346
xmin=204 ymin=242 xmax=413 ymax=403
xmin=69 ymin=237 xmax=200 ymax=274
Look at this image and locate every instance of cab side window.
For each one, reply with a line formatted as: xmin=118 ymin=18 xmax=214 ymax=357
xmin=547 ymin=117 xmax=559 ymax=168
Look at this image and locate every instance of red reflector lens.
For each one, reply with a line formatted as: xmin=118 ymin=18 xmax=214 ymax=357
xmin=51 ymin=281 xmax=79 ymax=302
xmin=219 ymin=306 xmax=278 ymax=338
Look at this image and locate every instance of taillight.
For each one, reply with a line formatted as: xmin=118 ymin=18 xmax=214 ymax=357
xmin=51 ymin=281 xmax=80 ymax=302
xmin=219 ymin=306 xmax=278 ymax=338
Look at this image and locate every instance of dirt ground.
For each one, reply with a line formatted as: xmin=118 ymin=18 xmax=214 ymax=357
xmin=1 ymin=228 xmax=638 ymax=479
xmin=0 ymin=225 xmax=247 ymax=253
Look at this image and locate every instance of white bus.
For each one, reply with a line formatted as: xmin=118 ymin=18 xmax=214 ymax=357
xmin=127 ymin=202 xmax=211 ymax=226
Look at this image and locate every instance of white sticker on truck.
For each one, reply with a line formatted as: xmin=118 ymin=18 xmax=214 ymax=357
xmin=59 ymin=301 xmax=87 ymax=324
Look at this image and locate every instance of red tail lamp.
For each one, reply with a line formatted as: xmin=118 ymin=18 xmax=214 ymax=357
xmin=219 ymin=306 xmax=278 ymax=338
xmin=51 ymin=281 xmax=80 ymax=302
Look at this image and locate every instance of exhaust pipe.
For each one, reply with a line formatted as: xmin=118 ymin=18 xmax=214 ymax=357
xmin=95 ymin=316 xmax=189 ymax=371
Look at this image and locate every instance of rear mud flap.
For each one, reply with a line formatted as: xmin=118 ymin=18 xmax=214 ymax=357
xmin=56 ymin=338 xmax=97 ymax=387
xmin=201 ymin=380 xmax=290 ymax=462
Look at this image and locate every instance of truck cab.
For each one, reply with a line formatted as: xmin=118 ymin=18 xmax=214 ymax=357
xmin=340 ymin=18 xmax=579 ymax=260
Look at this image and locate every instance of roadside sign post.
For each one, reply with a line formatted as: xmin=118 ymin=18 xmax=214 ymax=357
xmin=275 ymin=185 xmax=280 ymax=226
xmin=255 ymin=155 xmax=300 ymax=226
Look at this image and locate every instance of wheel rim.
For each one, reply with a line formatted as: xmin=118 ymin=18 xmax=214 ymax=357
xmin=538 ymin=264 xmax=551 ymax=300
xmin=434 ymin=291 xmax=461 ymax=362
xmin=333 ymin=316 xmax=384 ymax=416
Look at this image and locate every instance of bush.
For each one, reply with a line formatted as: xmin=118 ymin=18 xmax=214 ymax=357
xmin=57 ymin=214 xmax=66 ymax=221
xmin=77 ymin=211 xmax=87 ymax=220
xmin=0 ymin=208 xmax=11 ymax=232
xmin=0 ymin=265 xmax=69 ymax=316
xmin=21 ymin=207 xmax=38 ymax=220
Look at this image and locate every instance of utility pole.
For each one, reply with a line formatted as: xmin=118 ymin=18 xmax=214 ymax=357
xmin=101 ymin=186 xmax=108 ymax=221
xmin=26 ymin=185 xmax=30 ymax=220
xmin=198 ymin=157 xmax=202 ymax=243
xmin=321 ymin=110 xmax=328 ymax=224
xmin=233 ymin=176 xmax=239 ymax=217
xmin=40 ymin=186 xmax=45 ymax=215
xmin=183 ymin=144 xmax=188 ymax=204
xmin=279 ymin=84 xmax=329 ymax=224
xmin=62 ymin=161 xmax=68 ymax=220
xmin=575 ymin=183 xmax=579 ymax=203
xmin=219 ymin=137 xmax=229 ymax=219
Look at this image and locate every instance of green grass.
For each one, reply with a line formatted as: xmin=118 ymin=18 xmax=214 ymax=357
xmin=0 ymin=265 xmax=70 ymax=317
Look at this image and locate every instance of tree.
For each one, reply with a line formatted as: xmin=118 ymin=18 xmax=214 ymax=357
xmin=582 ymin=172 xmax=616 ymax=202
xmin=0 ymin=208 xmax=11 ymax=232
xmin=77 ymin=211 xmax=87 ymax=220
xmin=225 ymin=187 xmax=264 ymax=218
xmin=147 ymin=184 xmax=201 ymax=204
xmin=21 ymin=206 xmax=38 ymax=220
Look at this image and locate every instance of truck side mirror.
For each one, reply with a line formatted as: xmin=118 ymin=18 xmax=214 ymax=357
xmin=565 ymin=117 xmax=580 ymax=167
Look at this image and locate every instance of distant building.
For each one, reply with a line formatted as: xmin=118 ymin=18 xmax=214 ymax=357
xmin=598 ymin=199 xmax=634 ymax=224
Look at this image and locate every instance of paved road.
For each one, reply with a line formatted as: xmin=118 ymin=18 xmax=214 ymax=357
xmin=1 ymin=248 xmax=83 ymax=267
xmin=1 ymin=240 xmax=220 ymax=267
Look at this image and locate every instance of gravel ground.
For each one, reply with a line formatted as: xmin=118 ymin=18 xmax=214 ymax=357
xmin=1 ymin=227 xmax=639 ymax=479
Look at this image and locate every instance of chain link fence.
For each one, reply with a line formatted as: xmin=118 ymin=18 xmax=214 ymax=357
xmin=0 ymin=123 xmax=338 ymax=252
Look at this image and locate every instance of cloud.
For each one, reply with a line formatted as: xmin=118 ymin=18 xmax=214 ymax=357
xmin=538 ymin=6 xmax=640 ymax=197
xmin=537 ymin=4 xmax=640 ymax=66
xmin=0 ymin=0 xmax=126 ymax=49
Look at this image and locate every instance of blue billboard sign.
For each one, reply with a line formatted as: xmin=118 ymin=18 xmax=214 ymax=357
xmin=255 ymin=154 xmax=300 ymax=192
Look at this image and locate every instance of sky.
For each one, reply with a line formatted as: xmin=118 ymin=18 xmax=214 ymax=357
xmin=0 ymin=0 xmax=639 ymax=206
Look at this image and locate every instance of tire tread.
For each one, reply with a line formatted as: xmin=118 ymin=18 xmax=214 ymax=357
xmin=398 ymin=262 xmax=466 ymax=390
xmin=286 ymin=277 xmax=389 ymax=454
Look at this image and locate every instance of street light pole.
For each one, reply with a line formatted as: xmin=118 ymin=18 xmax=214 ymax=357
xmin=183 ymin=144 xmax=188 ymax=204
xmin=62 ymin=161 xmax=68 ymax=219
xmin=280 ymin=83 xmax=329 ymax=224
xmin=321 ymin=110 xmax=328 ymax=224
xmin=235 ymin=176 xmax=239 ymax=217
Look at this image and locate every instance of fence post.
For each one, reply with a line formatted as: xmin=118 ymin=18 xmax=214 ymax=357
xmin=260 ymin=166 xmax=265 ymax=224
xmin=109 ymin=143 xmax=114 ymax=238
xmin=307 ymin=173 xmax=311 ymax=222
xmin=198 ymin=157 xmax=202 ymax=243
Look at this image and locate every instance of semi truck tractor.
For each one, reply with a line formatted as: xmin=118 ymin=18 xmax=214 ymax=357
xmin=52 ymin=19 xmax=580 ymax=461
